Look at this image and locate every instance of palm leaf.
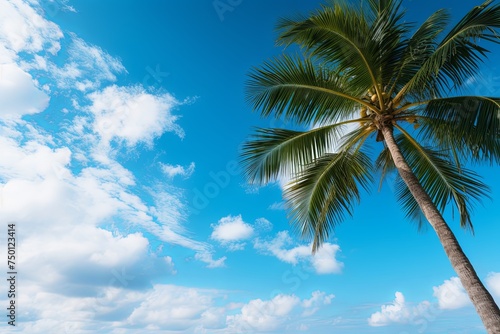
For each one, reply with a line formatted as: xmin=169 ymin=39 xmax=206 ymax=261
xmin=388 ymin=9 xmax=449 ymax=100
xmin=246 ymin=54 xmax=372 ymax=125
xmin=276 ymin=2 xmax=383 ymax=102
xmin=396 ymin=0 xmax=500 ymax=100
xmin=365 ymin=0 xmax=410 ymax=88
xmin=375 ymin=145 xmax=396 ymax=190
xmin=394 ymin=125 xmax=490 ymax=230
xmin=241 ymin=125 xmax=342 ymax=184
xmin=420 ymin=96 xmax=500 ymax=163
xmin=284 ymin=150 xmax=373 ymax=252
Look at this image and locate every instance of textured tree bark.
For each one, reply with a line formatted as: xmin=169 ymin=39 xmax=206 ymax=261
xmin=381 ymin=125 xmax=500 ymax=333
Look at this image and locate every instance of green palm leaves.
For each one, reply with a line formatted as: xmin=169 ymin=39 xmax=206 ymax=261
xmin=285 ymin=151 xmax=373 ymax=253
xmin=242 ymin=0 xmax=500 ymax=249
xmin=379 ymin=131 xmax=489 ymax=230
xmin=247 ymin=55 xmax=369 ymax=124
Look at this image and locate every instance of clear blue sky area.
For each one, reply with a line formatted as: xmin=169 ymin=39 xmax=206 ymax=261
xmin=0 ymin=0 xmax=499 ymax=333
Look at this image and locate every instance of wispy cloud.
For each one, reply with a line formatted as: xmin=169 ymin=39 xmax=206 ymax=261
xmin=161 ymin=162 xmax=195 ymax=179
xmin=254 ymin=217 xmax=273 ymax=232
xmin=0 ymin=0 xmax=63 ymax=61
xmin=268 ymin=201 xmax=285 ymax=210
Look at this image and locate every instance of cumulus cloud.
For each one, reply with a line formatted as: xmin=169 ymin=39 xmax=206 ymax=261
xmin=301 ymin=291 xmax=335 ymax=317
xmin=0 ymin=63 xmax=49 ymax=118
xmin=0 ymin=1 xmax=227 ymax=333
xmin=0 ymin=126 xmax=176 ymax=268
xmin=10 ymin=284 xmax=336 ymax=333
xmin=161 ymin=162 xmax=195 ymax=178
xmin=368 ymin=292 xmax=431 ymax=327
xmin=12 ymin=284 xmax=225 ymax=333
xmin=226 ymin=294 xmax=300 ymax=331
xmin=254 ymin=231 xmax=310 ymax=264
xmin=433 ymin=277 xmax=471 ymax=310
xmin=88 ymin=85 xmax=184 ymax=147
xmin=127 ymin=285 xmax=226 ymax=331
xmin=227 ymin=291 xmax=334 ymax=332
xmin=211 ymin=215 xmax=255 ymax=251
xmin=486 ymin=272 xmax=500 ymax=298
xmin=254 ymin=231 xmax=343 ymax=274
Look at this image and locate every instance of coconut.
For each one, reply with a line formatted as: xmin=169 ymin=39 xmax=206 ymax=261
xmin=360 ymin=107 xmax=367 ymax=118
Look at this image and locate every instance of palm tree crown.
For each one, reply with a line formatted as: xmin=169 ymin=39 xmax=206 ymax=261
xmin=242 ymin=0 xmax=500 ymax=331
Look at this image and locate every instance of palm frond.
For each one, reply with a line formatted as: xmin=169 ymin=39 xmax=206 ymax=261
xmin=366 ymin=0 xmax=410 ymax=88
xmin=246 ymin=55 xmax=372 ymax=125
xmin=375 ymin=145 xmax=396 ymax=190
xmin=396 ymin=0 xmax=500 ymax=100
xmin=284 ymin=150 xmax=373 ymax=252
xmin=388 ymin=9 xmax=449 ymax=99
xmin=375 ymin=145 xmax=427 ymax=229
xmin=276 ymin=2 xmax=382 ymax=99
xmin=241 ymin=123 xmax=353 ymax=185
xmin=394 ymin=173 xmax=428 ymax=230
xmin=337 ymin=122 xmax=377 ymax=153
xmin=420 ymin=96 xmax=500 ymax=163
xmin=394 ymin=125 xmax=490 ymax=230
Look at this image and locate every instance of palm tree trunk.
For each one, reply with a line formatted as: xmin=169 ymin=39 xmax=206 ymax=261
xmin=380 ymin=125 xmax=500 ymax=333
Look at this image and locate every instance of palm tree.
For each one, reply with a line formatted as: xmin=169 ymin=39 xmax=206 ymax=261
xmin=241 ymin=0 xmax=500 ymax=331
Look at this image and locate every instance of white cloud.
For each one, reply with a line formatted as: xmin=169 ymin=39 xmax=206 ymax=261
xmin=194 ymin=251 xmax=227 ymax=268
xmin=0 ymin=113 xmax=220 ymax=271
xmin=368 ymin=292 xmax=409 ymax=326
xmin=127 ymin=285 xmax=226 ymax=331
xmin=254 ymin=217 xmax=273 ymax=232
xmin=486 ymin=272 xmax=500 ymax=298
xmin=254 ymin=231 xmax=310 ymax=264
xmin=226 ymin=294 xmax=301 ymax=332
xmin=9 ymin=284 xmax=336 ymax=333
xmin=0 ymin=8 xmax=125 ymax=96
xmin=0 ymin=63 xmax=49 ymax=118
xmin=0 ymin=0 xmax=63 ymax=60
xmin=12 ymin=284 xmax=225 ymax=333
xmin=211 ymin=215 xmax=254 ymax=250
xmin=268 ymin=201 xmax=285 ymax=210
xmin=301 ymin=291 xmax=335 ymax=317
xmin=254 ymin=231 xmax=343 ymax=274
xmin=0 ymin=1 xmax=229 ymax=332
xmin=161 ymin=162 xmax=195 ymax=178
xmin=311 ymin=243 xmax=344 ymax=274
xmin=368 ymin=292 xmax=431 ymax=327
xmin=49 ymin=34 xmax=126 ymax=91
xmin=88 ymin=85 xmax=184 ymax=147
xmin=433 ymin=277 xmax=471 ymax=310
xmin=226 ymin=291 xmax=334 ymax=332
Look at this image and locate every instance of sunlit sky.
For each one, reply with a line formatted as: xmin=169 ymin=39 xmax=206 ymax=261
xmin=0 ymin=0 xmax=499 ymax=333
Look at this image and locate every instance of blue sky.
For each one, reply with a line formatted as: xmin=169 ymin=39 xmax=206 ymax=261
xmin=0 ymin=0 xmax=499 ymax=333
